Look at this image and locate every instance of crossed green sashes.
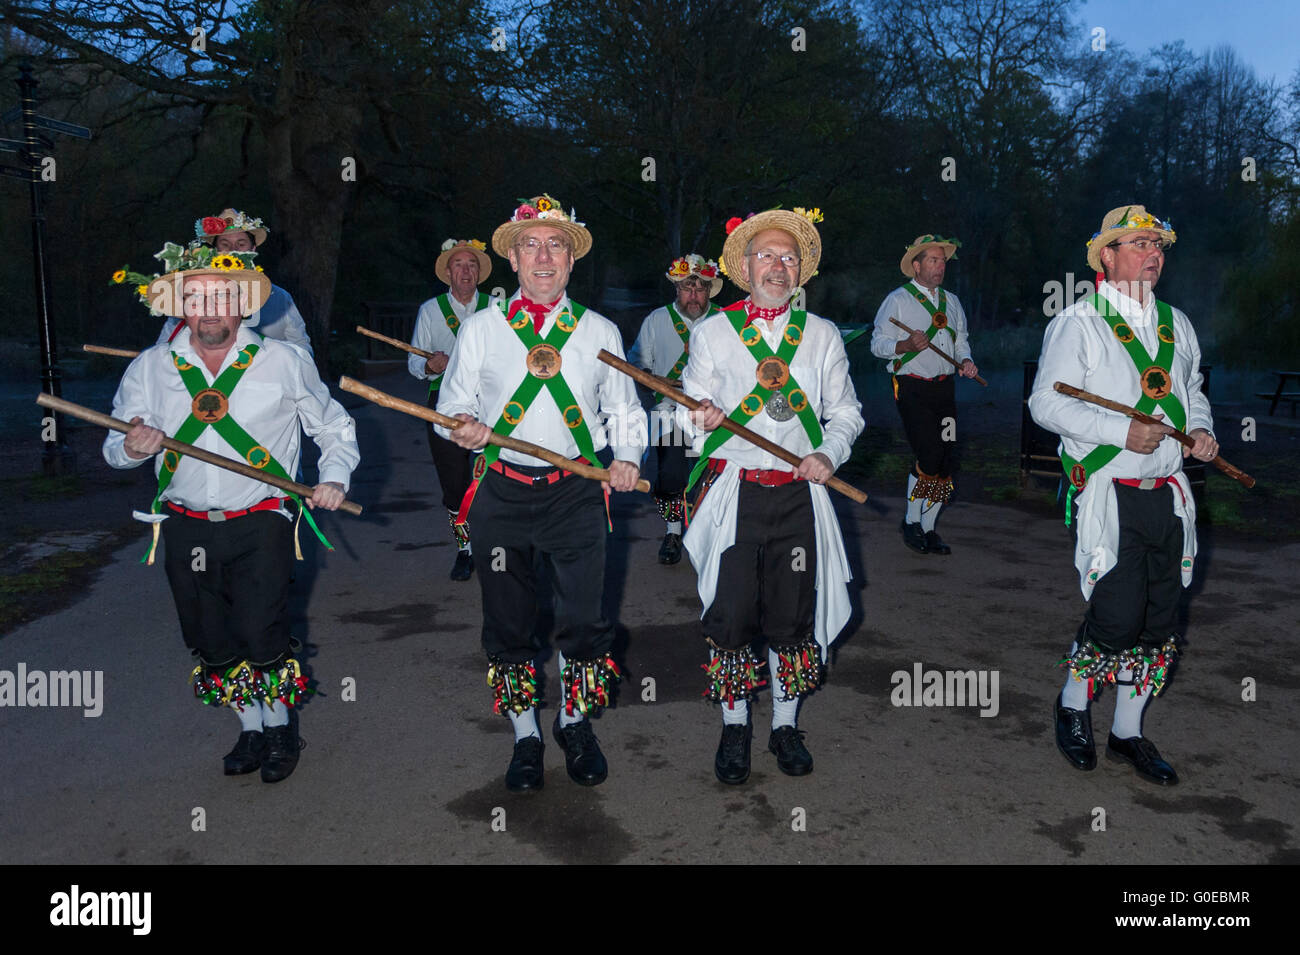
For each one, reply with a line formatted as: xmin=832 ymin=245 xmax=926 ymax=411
xmin=428 ymin=291 xmax=491 ymax=392
xmin=1059 ymin=294 xmax=1186 ymax=525
xmin=652 ymin=302 xmax=719 ymax=403
xmin=892 ymin=281 xmax=956 ymax=372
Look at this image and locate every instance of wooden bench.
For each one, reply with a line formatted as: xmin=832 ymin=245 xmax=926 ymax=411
xmin=1257 ymin=371 xmax=1300 ymax=417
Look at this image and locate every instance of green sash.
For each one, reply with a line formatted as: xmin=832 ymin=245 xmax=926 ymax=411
xmin=892 ymin=282 xmax=956 ymax=372
xmin=428 ymin=291 xmax=491 ymax=393
xmin=686 ymin=309 xmax=822 ymax=491
xmin=652 ymin=303 xmax=719 ymax=402
xmin=144 ymin=342 xmax=331 ymax=562
xmin=1059 ymin=294 xmax=1186 ymax=525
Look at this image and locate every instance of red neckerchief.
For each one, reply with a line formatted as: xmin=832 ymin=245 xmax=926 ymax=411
xmin=727 ymin=298 xmax=788 ymax=327
xmin=507 ymin=296 xmax=561 ymax=335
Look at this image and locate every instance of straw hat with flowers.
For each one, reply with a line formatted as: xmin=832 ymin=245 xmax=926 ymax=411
xmin=666 ymin=253 xmax=723 ymax=298
xmin=899 ymin=234 xmax=961 ymax=277
xmin=435 ymin=238 xmax=492 ymax=285
xmin=1084 ymin=205 xmax=1176 ymax=273
xmin=719 ymin=206 xmax=823 ymax=294
xmin=194 ymin=208 xmax=269 ymax=247
xmin=111 ymin=239 xmax=271 ymax=318
xmin=491 ymin=194 xmax=592 ymax=259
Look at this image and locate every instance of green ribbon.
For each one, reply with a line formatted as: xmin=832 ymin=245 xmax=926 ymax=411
xmin=428 ymin=291 xmax=491 ymax=393
xmin=891 ymin=282 xmax=956 ymax=372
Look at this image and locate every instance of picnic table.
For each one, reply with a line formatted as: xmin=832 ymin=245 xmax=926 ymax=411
xmin=1258 ymin=371 xmax=1300 ymax=417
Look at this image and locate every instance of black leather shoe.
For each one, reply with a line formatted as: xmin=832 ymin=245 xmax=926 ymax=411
xmin=223 ymin=730 xmax=264 ymax=775
xmin=1107 ymin=733 xmax=1179 ymax=785
xmin=767 ymin=725 xmax=813 ymax=776
xmin=901 ymin=519 xmax=928 ymax=554
xmin=505 ymin=736 xmax=544 ymax=792
xmin=260 ymin=724 xmax=302 ymax=783
xmin=450 ymin=550 xmax=474 ymax=581
xmin=658 ymin=532 xmax=683 ymax=565
xmin=552 ymin=715 xmax=608 ymax=786
xmin=923 ymin=530 xmax=951 ymax=555
xmin=714 ymin=724 xmax=751 ymax=785
xmin=1054 ymin=695 xmax=1096 ymax=771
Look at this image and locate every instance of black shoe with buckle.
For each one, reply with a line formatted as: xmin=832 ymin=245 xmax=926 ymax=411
xmin=767 ymin=725 xmax=813 ymax=776
xmin=1054 ymin=695 xmax=1096 ymax=771
xmin=1106 ymin=733 xmax=1179 ymax=785
xmin=923 ymin=530 xmax=951 ymax=555
xmin=223 ymin=730 xmax=264 ymax=775
xmin=505 ymin=736 xmax=544 ymax=792
xmin=260 ymin=724 xmax=302 ymax=783
xmin=901 ymin=519 xmax=928 ymax=554
xmin=715 ymin=724 xmax=751 ymax=785
xmin=552 ymin=714 xmax=608 ymax=786
xmin=658 ymin=532 xmax=683 ymax=565
xmin=450 ymin=549 xmax=474 ymax=581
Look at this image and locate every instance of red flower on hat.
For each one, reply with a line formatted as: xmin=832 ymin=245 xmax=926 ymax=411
xmin=725 ymin=217 xmax=743 ymax=235
xmin=201 ymin=217 xmax=227 ymax=236
xmin=700 ymin=265 xmax=717 ymax=278
xmin=515 ymin=204 xmax=538 ymax=220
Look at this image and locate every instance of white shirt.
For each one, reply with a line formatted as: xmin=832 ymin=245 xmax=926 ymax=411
xmin=676 ymin=306 xmax=864 ymax=471
xmin=409 ymin=289 xmax=491 ymax=384
xmin=104 ymin=325 xmax=359 ymax=512
xmin=157 ymin=284 xmax=313 ymax=357
xmin=870 ymin=283 xmax=972 ymax=378
xmin=434 ymin=292 xmax=648 ymax=468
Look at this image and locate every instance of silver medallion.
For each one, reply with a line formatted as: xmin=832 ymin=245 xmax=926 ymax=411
xmin=764 ymin=391 xmax=795 ymax=422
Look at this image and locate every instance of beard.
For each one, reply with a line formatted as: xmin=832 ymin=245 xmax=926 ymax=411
xmin=196 ymin=323 xmax=234 ymax=347
xmin=677 ymin=298 xmax=708 ymax=319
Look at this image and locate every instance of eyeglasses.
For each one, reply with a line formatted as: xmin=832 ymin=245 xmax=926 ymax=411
xmin=748 ymin=251 xmax=800 ymax=267
xmin=516 ymin=237 xmax=570 ymax=256
xmin=1110 ymin=238 xmax=1170 ymax=254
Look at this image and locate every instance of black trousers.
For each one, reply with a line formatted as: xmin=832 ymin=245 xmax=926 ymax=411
xmin=703 ymin=480 xmax=817 ymax=650
xmin=470 ymin=466 xmax=612 ymax=663
xmin=895 ymin=374 xmax=956 ymax=477
xmin=426 ymin=387 xmax=473 ymax=513
xmin=161 ymin=510 xmax=293 ymax=669
xmin=654 ymin=441 xmax=689 ymax=500
xmin=1082 ymin=483 xmax=1183 ymax=654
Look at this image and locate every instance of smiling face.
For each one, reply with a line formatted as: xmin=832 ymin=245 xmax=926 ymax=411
xmin=181 ymin=275 xmax=244 ymax=348
xmin=507 ymin=224 xmax=574 ymax=303
xmin=739 ymin=228 xmax=799 ymax=308
xmin=446 ymin=249 xmax=481 ymax=302
xmin=910 ymin=247 xmax=947 ymax=289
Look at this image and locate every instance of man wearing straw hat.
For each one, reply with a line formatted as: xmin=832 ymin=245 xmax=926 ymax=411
xmin=628 ymin=253 xmax=723 ymax=565
xmin=679 ymin=207 xmax=863 ymax=784
xmin=156 ymin=208 xmax=313 ymax=355
xmin=409 ymin=238 xmax=494 ymax=581
xmin=1030 ymin=204 xmax=1218 ymax=786
xmin=436 ymin=193 xmax=646 ymax=792
xmin=104 ymin=240 xmax=359 ymax=783
xmin=870 ymin=234 xmax=979 ymax=556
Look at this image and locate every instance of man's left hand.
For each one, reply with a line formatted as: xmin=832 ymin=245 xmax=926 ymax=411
xmin=796 ymin=452 xmax=834 ymax=484
xmin=959 ymin=358 xmax=980 ymax=379
xmin=604 ymin=460 xmax=640 ymax=493
xmin=1184 ymin=428 xmax=1219 ymax=461
xmin=307 ymin=481 xmax=346 ymax=510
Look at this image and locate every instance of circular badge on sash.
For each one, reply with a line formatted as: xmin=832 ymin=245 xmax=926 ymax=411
xmin=783 ymin=325 xmax=803 ymax=347
xmin=555 ymin=310 xmax=577 ymax=333
xmin=740 ymin=325 xmax=762 ymax=347
xmin=191 ymin=388 xmax=229 ymax=423
xmin=740 ymin=393 xmax=764 ymax=416
xmin=931 ymin=311 xmax=948 ymax=330
xmin=245 ymin=445 xmax=271 ymax=469
xmin=764 ymin=392 xmax=795 ymax=421
xmin=563 ymin=405 xmax=584 ymax=429
xmin=508 ymin=311 xmax=530 ymax=331
xmin=1157 ymin=323 xmax=1175 ymax=344
xmin=173 ymin=355 xmax=193 ymax=371
xmin=230 ymin=347 xmax=255 ymax=370
xmin=1069 ymin=464 xmax=1087 ymax=490
xmin=788 ymin=388 xmax=808 ymax=413
xmin=473 ymin=455 xmax=488 ymax=480
xmin=1140 ymin=366 xmax=1172 ymax=401
xmin=526 ymin=343 xmax=562 ymax=379
xmin=163 ymin=450 xmax=180 ymax=473
xmin=503 ymin=401 xmax=526 ymax=425
xmin=1112 ymin=322 xmax=1135 ymax=344
xmin=755 ymin=356 xmax=790 ymax=391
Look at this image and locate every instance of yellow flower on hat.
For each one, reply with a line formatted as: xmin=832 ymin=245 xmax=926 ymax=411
xmin=469 ymin=239 xmax=486 ymax=251
xmin=111 ymin=270 xmax=126 ymax=284
xmin=211 ymin=253 xmax=240 ymax=271
xmin=536 ymin=197 xmax=552 ymax=212
xmin=136 ymin=284 xmax=149 ymax=296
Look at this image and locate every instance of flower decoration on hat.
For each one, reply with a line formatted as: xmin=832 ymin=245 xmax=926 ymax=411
xmin=1085 ymin=207 xmax=1177 ymax=251
xmin=792 ymin=207 xmax=824 ymax=224
xmin=110 ymin=239 xmax=259 ymax=314
xmin=510 ymin=193 xmax=583 ymax=226
xmin=441 ymin=237 xmax=488 ymax=252
xmin=666 ymin=253 xmax=720 ymax=282
xmin=194 ymin=210 xmax=267 ymax=241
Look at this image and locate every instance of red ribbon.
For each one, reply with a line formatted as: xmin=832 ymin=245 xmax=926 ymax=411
xmin=507 ymin=296 xmax=561 ymax=334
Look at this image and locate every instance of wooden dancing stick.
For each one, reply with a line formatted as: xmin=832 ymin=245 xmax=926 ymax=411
xmin=34 ymin=393 xmax=364 ymax=515
xmin=337 ymin=376 xmax=652 ymax=493
xmin=1052 ymin=381 xmax=1255 ymax=489
xmin=83 ymin=344 xmax=140 ymax=358
xmin=889 ymin=317 xmax=988 ymax=386
xmin=596 ymin=349 xmax=869 ymax=504
xmin=355 ymin=325 xmax=437 ymax=361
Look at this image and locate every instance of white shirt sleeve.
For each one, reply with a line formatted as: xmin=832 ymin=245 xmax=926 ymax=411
xmin=102 ymin=353 xmax=159 ymax=470
xmin=1029 ymin=314 xmax=1131 ymax=450
xmin=814 ymin=328 xmax=864 ymax=470
xmin=869 ymin=290 xmax=905 ymax=362
xmin=288 ymin=352 xmax=360 ymax=491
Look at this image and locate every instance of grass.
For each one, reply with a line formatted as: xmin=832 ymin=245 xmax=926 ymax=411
xmin=0 ymin=529 xmax=135 ymax=635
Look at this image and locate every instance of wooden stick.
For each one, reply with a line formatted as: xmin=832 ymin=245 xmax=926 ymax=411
xmin=355 ymin=325 xmax=436 ymax=361
xmin=35 ymin=393 xmax=364 ymax=515
xmin=338 ymin=376 xmax=652 ymax=493
xmin=1052 ymin=381 xmax=1255 ymax=489
xmin=889 ymin=317 xmax=988 ymax=386
xmin=84 ymin=344 xmax=140 ymax=358
xmin=596 ymin=349 xmax=868 ymax=504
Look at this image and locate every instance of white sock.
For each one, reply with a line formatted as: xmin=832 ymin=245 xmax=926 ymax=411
xmin=509 ymin=708 xmax=540 ymax=742
xmin=556 ymin=652 xmax=584 ymax=727
xmin=666 ymin=521 xmax=683 ymax=535
xmin=905 ymin=474 xmax=922 ymax=523
xmin=1111 ymin=663 xmax=1149 ymax=738
xmin=234 ymin=703 xmax=262 ymax=732
xmin=462 ymin=541 xmax=472 ymax=555
xmin=920 ymin=500 xmax=942 ymax=532
xmin=1059 ymin=642 xmax=1091 ymax=710
xmin=722 ymin=698 xmax=749 ymax=726
xmin=769 ymin=647 xmax=799 ymax=728
xmin=259 ymin=699 xmax=289 ymax=728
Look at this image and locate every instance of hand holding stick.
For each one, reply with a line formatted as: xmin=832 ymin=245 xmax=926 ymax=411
xmin=889 ymin=317 xmax=987 ymax=386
